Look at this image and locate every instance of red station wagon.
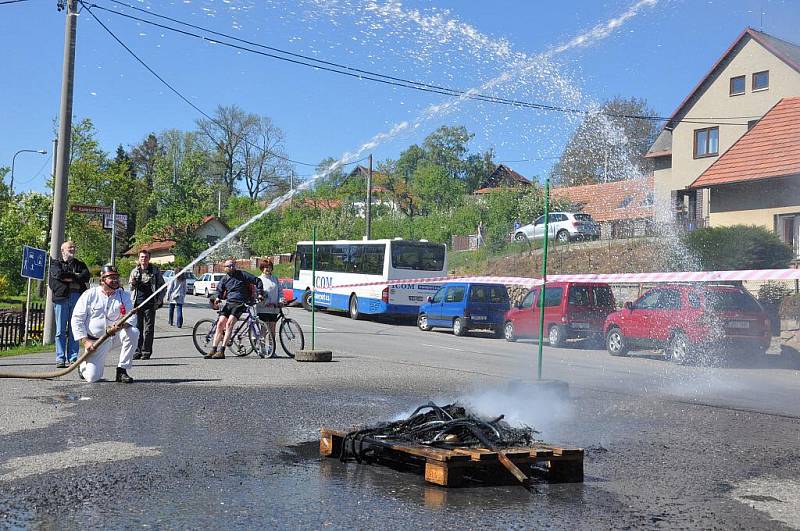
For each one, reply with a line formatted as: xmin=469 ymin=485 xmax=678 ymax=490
xmin=604 ymin=284 xmax=771 ymax=363
xmin=503 ymin=282 xmax=616 ymax=347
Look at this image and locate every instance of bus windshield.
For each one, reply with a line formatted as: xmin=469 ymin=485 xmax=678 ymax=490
xmin=391 ymin=241 xmax=446 ymax=272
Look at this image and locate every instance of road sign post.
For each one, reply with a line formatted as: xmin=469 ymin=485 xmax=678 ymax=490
xmin=21 ymin=246 xmax=47 ymax=344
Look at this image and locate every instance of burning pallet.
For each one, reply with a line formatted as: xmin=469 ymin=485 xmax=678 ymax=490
xmin=320 ymin=423 xmax=583 ymax=487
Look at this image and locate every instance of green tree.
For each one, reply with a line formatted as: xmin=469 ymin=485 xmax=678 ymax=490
xmin=0 ymin=192 xmax=51 ymax=294
xmin=551 ymin=97 xmax=658 ymax=185
xmin=411 ymin=161 xmax=465 ymax=214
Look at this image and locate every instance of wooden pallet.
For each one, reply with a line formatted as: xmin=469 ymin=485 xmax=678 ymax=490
xmin=320 ymin=428 xmax=583 ymax=487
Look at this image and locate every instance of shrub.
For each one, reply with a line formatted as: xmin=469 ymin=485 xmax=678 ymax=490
xmin=0 ymin=274 xmax=9 ymax=297
xmin=683 ymin=225 xmax=793 ymax=271
xmin=758 ymin=281 xmax=792 ymax=306
xmin=779 ymin=293 xmax=800 ymax=321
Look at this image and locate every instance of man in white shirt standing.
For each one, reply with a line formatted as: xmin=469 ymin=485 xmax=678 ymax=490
xmin=71 ymin=265 xmax=139 ymax=383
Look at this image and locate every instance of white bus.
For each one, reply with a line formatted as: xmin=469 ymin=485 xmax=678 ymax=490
xmin=292 ymin=239 xmax=448 ymax=319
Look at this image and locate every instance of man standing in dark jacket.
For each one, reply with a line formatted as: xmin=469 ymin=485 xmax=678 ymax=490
xmin=128 ymin=249 xmax=164 ymax=360
xmin=49 ymin=240 xmax=90 ymax=368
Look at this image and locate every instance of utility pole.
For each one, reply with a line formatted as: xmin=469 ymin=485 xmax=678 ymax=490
xmin=110 ymin=199 xmax=117 ymax=266
xmin=366 ymin=155 xmax=373 ymax=240
xmin=43 ymin=0 xmax=78 ymax=345
xmin=217 ymin=190 xmax=221 ymax=218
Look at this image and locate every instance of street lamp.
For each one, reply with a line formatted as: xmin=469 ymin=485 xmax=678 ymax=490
xmin=10 ymin=149 xmax=48 ymax=196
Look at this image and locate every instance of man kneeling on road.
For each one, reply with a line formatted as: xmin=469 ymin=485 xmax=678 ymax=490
xmin=206 ymin=259 xmax=263 ymax=360
xmin=71 ymin=265 xmax=138 ymax=383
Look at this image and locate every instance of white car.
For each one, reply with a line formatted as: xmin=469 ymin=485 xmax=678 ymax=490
xmin=162 ymin=270 xmax=197 ymax=295
xmin=193 ymin=273 xmax=226 ymax=297
xmin=514 ymin=212 xmax=600 ymax=243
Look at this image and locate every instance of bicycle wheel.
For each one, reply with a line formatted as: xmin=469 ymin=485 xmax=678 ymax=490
xmin=229 ymin=319 xmax=254 ymax=357
xmin=192 ymin=319 xmax=216 ymax=356
xmin=279 ymin=318 xmax=305 ymax=358
xmin=250 ymin=320 xmax=276 ymax=358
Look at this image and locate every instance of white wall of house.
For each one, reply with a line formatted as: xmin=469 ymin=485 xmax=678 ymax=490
xmin=654 ymin=34 xmax=800 ymax=221
xmin=195 ymin=219 xmax=230 ymax=247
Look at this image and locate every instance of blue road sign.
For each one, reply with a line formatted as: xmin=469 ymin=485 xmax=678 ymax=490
xmin=21 ymin=245 xmax=47 ymax=281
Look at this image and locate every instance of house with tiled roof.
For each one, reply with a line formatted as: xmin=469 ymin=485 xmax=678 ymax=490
xmin=124 ymin=215 xmax=245 ymax=264
xmin=646 ymin=28 xmax=800 ymax=227
xmin=689 ymin=97 xmax=800 ymax=257
xmin=550 ymin=177 xmax=654 ymax=239
xmin=474 ymin=165 xmax=532 ymax=193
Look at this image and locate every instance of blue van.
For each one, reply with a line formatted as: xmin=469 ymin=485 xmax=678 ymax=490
xmin=417 ymin=282 xmax=510 ymax=337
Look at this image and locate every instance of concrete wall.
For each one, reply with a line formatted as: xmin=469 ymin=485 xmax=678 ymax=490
xmin=654 ymin=35 xmax=800 ymax=221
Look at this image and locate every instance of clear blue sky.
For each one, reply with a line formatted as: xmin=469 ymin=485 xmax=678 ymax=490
xmin=2 ymin=0 xmax=799 ymax=195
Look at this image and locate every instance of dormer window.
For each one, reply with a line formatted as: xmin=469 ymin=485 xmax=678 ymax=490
xmin=753 ymin=70 xmax=769 ymax=91
xmin=729 ymin=75 xmax=745 ymax=96
xmin=694 ymin=127 xmax=719 ymax=158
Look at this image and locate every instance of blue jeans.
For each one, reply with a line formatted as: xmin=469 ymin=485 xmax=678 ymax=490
xmin=169 ymin=303 xmax=183 ymax=328
xmin=54 ymin=291 xmax=81 ymax=362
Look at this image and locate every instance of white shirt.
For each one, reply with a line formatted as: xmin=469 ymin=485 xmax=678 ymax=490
xmin=71 ymin=286 xmax=137 ymax=341
xmin=257 ymin=273 xmax=280 ymax=314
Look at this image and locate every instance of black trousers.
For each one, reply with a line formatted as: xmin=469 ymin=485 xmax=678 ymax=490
xmin=136 ymin=304 xmax=156 ymax=355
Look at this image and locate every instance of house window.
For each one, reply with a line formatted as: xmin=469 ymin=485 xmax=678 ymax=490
xmin=729 ymin=75 xmax=745 ymax=96
xmin=693 ymin=127 xmax=719 ymax=158
xmin=747 ymin=119 xmax=759 ymax=130
xmin=753 ymin=70 xmax=769 ymax=91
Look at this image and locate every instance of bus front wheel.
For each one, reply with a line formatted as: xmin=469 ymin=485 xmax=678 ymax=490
xmin=302 ymin=290 xmax=313 ymax=311
xmin=349 ymin=295 xmax=360 ymax=320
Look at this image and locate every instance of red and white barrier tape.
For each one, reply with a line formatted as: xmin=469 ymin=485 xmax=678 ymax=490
xmin=326 ymin=268 xmax=800 ymax=290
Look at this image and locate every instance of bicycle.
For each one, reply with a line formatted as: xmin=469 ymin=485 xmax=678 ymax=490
xmin=254 ymin=303 xmax=305 ymax=358
xmin=192 ymin=303 xmax=276 ymax=358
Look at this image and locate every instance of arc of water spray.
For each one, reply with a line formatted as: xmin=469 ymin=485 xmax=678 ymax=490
xmin=0 ymin=0 xmax=660 ymax=379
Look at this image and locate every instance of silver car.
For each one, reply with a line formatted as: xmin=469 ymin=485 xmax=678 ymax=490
xmin=514 ymin=212 xmax=600 ymax=243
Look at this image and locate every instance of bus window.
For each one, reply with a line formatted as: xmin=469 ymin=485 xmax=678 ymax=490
xmin=391 ymin=241 xmax=445 ymax=271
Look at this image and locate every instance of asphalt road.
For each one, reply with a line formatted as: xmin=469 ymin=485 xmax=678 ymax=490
xmin=0 ymin=295 xmax=798 ymax=529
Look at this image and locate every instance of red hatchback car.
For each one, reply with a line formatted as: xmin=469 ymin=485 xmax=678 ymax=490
xmin=278 ymin=278 xmax=295 ymax=305
xmin=503 ymin=282 xmax=616 ymax=347
xmin=604 ymin=284 xmax=771 ymax=363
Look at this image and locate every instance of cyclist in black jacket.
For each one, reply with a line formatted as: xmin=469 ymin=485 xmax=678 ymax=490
xmin=206 ymin=259 xmax=263 ymax=359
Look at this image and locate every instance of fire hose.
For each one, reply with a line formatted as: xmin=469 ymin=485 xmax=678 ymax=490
xmin=0 ymin=307 xmax=141 ymax=380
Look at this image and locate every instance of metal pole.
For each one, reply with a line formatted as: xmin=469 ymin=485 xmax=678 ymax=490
xmin=217 ymin=190 xmax=221 ymax=218
xmin=311 ymin=226 xmax=316 ymax=350
xmin=110 ymin=199 xmax=116 ymax=266
xmin=43 ymin=0 xmax=78 ymax=346
xmin=23 ymin=278 xmax=32 ymax=344
xmin=536 ymin=178 xmax=551 ymax=381
xmin=366 ymin=155 xmax=373 ymax=240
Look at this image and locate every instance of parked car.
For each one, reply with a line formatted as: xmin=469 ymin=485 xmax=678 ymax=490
xmin=194 ymin=273 xmax=226 ymax=297
xmin=604 ymin=284 xmax=771 ymax=364
xmin=278 ymin=278 xmax=295 ymax=305
xmin=160 ymin=269 xmax=197 ymax=295
xmin=417 ymin=282 xmax=510 ymax=337
xmin=513 ymin=212 xmax=600 ymax=243
xmin=503 ymin=282 xmax=615 ymax=347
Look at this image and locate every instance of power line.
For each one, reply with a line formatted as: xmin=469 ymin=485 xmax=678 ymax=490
xmin=0 ymin=0 xmax=32 ymax=5
xmin=80 ymin=1 xmax=365 ymax=170
xmin=85 ymin=0 xmax=756 ymax=128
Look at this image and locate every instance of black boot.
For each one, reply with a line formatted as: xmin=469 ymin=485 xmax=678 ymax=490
xmin=115 ymin=367 xmax=134 ymax=383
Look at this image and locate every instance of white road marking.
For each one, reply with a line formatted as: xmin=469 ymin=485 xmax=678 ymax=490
xmin=0 ymin=442 xmax=162 ymax=481
xmin=732 ymin=477 xmax=800 ymax=528
xmin=422 ymin=343 xmax=464 ymax=351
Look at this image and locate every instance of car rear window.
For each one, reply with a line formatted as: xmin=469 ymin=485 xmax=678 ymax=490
xmin=574 ymin=214 xmax=593 ymax=222
xmin=592 ymin=286 xmax=615 ymax=307
xmin=280 ymin=279 xmax=293 ymax=289
xmin=469 ymin=285 xmax=509 ymax=304
xmin=213 ymin=274 xmax=225 ymax=281
xmin=703 ymin=289 xmax=762 ymax=312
